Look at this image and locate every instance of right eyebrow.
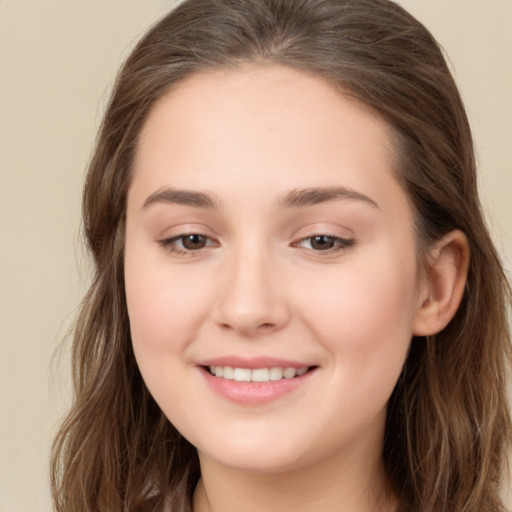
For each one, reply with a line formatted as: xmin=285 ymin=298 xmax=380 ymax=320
xmin=142 ymin=188 xmax=219 ymax=210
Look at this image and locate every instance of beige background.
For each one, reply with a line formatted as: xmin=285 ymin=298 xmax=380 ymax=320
xmin=1 ymin=1 xmax=511 ymax=511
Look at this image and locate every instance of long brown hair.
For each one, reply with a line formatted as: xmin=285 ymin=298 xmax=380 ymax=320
xmin=51 ymin=1 xmax=512 ymax=511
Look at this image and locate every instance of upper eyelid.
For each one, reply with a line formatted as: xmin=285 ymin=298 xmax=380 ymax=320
xmin=156 ymin=223 xmax=356 ymax=245
xmin=158 ymin=232 xmax=351 ymax=241
xmin=157 ymin=223 xmax=218 ymax=242
xmin=292 ymin=221 xmax=355 ymax=236
xmin=291 ymin=227 xmax=354 ymax=242
xmin=158 ymin=233 xmax=354 ymax=252
xmin=160 ymin=233 xmax=218 ymax=245
xmin=297 ymin=234 xmax=353 ymax=242
xmin=293 ymin=234 xmax=354 ymax=247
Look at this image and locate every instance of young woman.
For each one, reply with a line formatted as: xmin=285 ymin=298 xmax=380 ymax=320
xmin=51 ymin=1 xmax=512 ymax=511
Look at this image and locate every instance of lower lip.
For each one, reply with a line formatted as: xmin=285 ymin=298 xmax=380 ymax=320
xmin=200 ymin=367 xmax=315 ymax=404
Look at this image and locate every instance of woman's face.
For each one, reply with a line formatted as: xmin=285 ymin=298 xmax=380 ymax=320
xmin=125 ymin=65 xmax=425 ymax=473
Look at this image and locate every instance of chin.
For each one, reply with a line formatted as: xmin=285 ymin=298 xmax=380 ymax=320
xmin=195 ymin=433 xmax=309 ymax=473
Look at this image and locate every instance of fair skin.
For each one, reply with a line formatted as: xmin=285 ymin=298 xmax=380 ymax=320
xmin=124 ymin=65 xmax=468 ymax=512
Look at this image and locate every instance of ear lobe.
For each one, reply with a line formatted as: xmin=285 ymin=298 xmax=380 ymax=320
xmin=413 ymin=230 xmax=469 ymax=336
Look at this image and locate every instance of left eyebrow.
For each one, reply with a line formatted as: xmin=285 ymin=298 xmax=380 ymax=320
xmin=280 ymin=187 xmax=379 ymax=209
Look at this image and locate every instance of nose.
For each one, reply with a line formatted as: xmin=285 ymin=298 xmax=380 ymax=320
xmin=213 ymin=246 xmax=290 ymax=337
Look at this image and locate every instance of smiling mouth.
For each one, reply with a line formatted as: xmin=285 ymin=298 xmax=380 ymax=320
xmin=206 ymin=366 xmax=315 ymax=382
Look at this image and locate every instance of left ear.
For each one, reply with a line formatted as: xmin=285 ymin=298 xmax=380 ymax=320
xmin=413 ymin=230 xmax=470 ymax=336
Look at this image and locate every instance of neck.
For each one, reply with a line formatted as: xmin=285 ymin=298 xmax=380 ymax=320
xmin=192 ymin=447 xmax=396 ymax=512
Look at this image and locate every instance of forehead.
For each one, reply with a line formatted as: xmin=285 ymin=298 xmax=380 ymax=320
xmin=136 ymin=64 xmax=395 ymax=159
xmin=130 ymin=64 xmax=404 ymax=214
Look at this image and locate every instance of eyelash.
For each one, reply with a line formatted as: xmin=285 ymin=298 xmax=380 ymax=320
xmin=158 ymin=233 xmax=218 ymax=255
xmin=158 ymin=233 xmax=355 ymax=256
xmin=293 ymin=234 xmax=355 ymax=253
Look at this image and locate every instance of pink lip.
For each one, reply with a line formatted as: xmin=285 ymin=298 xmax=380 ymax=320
xmin=199 ymin=356 xmax=311 ymax=369
xmin=197 ymin=356 xmax=317 ymax=405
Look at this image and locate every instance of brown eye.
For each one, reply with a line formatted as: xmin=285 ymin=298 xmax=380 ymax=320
xmin=159 ymin=233 xmax=217 ymax=254
xmin=309 ymin=235 xmax=336 ymax=250
xmin=296 ymin=235 xmax=355 ymax=252
xmin=181 ymin=234 xmax=208 ymax=250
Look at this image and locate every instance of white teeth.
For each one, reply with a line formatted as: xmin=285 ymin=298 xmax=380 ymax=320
xmin=223 ymin=367 xmax=235 ymax=379
xmin=251 ymin=368 xmax=270 ymax=382
xmin=269 ymin=367 xmax=283 ymax=380
xmin=209 ymin=365 xmax=309 ymax=382
xmin=283 ymin=367 xmax=296 ymax=379
xmin=234 ymin=368 xmax=252 ymax=382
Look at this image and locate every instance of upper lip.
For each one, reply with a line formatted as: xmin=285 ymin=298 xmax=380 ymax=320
xmin=199 ymin=356 xmax=314 ymax=369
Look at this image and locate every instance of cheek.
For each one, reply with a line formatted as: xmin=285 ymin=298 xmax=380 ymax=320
xmin=124 ymin=238 xmax=209 ymax=360
xmin=328 ymin=273 xmax=416 ymax=343
xmin=126 ymin=273 xmax=189 ymax=347
xmin=300 ymin=242 xmax=419 ymax=379
xmin=124 ymin=246 xmax=215 ymax=424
